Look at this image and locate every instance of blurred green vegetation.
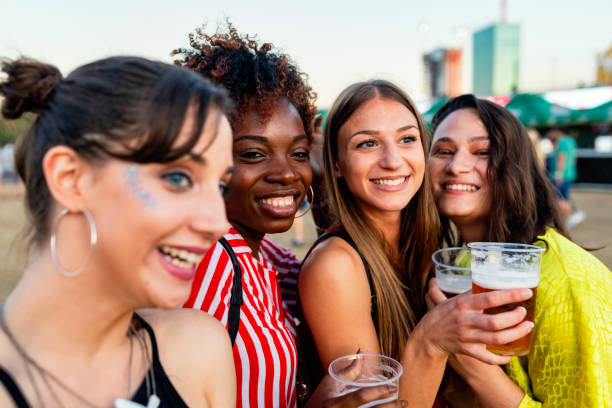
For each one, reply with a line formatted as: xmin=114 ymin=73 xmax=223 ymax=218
xmin=0 ymin=113 xmax=35 ymax=145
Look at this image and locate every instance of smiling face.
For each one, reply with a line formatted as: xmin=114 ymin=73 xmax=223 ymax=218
xmin=335 ymin=97 xmax=425 ymax=220
xmin=223 ymin=98 xmax=312 ymax=243
xmin=429 ymin=108 xmax=492 ymax=227
xmin=84 ymin=109 xmax=233 ymax=308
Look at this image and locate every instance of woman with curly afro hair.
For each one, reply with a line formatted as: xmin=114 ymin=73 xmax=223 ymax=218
xmin=174 ymin=23 xmax=403 ymax=408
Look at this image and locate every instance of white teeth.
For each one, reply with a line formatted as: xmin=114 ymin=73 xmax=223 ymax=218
xmin=372 ymin=177 xmax=406 ymax=186
xmin=445 ymin=184 xmax=478 ymax=191
xmin=259 ymin=196 xmax=294 ymax=208
xmin=159 ymin=245 xmax=203 ymax=268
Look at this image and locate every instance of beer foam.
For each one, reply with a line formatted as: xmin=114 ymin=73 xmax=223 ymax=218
xmin=437 ymin=275 xmax=472 ymax=294
xmin=472 ymin=268 xmax=539 ymax=289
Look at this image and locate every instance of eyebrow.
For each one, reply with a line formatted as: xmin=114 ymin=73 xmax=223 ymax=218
xmin=433 ymin=135 xmax=489 ymax=144
xmin=233 ymin=134 xmax=308 ymax=143
xmin=349 ymin=125 xmax=418 ymax=140
xmin=187 ymin=152 xmax=207 ymax=164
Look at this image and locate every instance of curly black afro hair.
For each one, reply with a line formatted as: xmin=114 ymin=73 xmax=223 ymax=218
xmin=172 ymin=22 xmax=317 ymax=138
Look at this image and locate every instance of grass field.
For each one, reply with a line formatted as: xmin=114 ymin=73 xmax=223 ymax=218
xmin=2 ymin=189 xmax=610 ymax=300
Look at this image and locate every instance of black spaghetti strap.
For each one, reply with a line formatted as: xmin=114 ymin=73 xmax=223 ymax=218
xmin=0 ymin=366 xmax=30 ymax=408
xmin=306 ymin=230 xmax=378 ymax=315
xmin=132 ymin=314 xmax=160 ymax=364
xmin=218 ymin=237 xmax=243 ymax=346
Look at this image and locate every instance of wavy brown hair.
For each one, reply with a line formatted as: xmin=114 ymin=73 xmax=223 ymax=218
xmin=430 ymin=94 xmax=567 ymax=246
xmin=172 ymin=21 xmax=317 ymax=139
xmin=323 ymin=80 xmax=440 ymax=359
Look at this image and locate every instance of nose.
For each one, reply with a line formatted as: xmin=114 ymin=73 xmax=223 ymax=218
xmin=189 ymin=188 xmax=230 ymax=241
xmin=445 ymin=149 xmax=474 ymax=175
xmin=266 ymin=155 xmax=299 ymax=184
xmin=379 ymin=142 xmax=403 ymax=170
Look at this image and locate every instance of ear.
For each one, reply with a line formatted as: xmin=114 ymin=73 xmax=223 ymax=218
xmin=334 ymin=162 xmax=343 ymax=178
xmin=42 ymin=146 xmax=91 ymax=212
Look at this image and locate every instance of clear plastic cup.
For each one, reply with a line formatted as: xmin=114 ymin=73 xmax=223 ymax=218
xmin=328 ymin=353 xmax=403 ymax=408
xmin=468 ymin=242 xmax=545 ymax=356
xmin=432 ymin=247 xmax=471 ymax=297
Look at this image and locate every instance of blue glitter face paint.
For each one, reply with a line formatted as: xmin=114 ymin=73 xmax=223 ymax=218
xmin=124 ymin=164 xmax=158 ymax=209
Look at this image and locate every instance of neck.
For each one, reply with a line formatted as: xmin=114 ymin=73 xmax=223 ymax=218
xmin=230 ymin=222 xmax=265 ymax=256
xmin=454 ymin=218 xmax=486 ymax=243
xmin=4 ymin=251 xmax=134 ymax=362
xmin=366 ymin=209 xmax=402 ymax=256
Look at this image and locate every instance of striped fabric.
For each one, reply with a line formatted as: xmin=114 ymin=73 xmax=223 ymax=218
xmin=260 ymin=235 xmax=302 ymax=314
xmin=183 ymin=228 xmax=302 ymax=408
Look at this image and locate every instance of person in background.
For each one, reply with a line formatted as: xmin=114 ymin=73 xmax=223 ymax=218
xmin=1 ymin=142 xmax=21 ymax=196
xmin=292 ymin=112 xmax=333 ymax=244
xmin=0 ymin=56 xmax=236 ymax=407
xmin=308 ymin=113 xmax=336 ymax=236
xmin=291 ymin=202 xmax=308 ymax=247
xmin=545 ymin=128 xmax=585 ymax=229
xmin=174 ymin=24 xmax=403 ymax=408
xmin=526 ymin=129 xmax=545 ymax=169
xmin=299 ymin=80 xmax=536 ymax=407
xmin=428 ymin=94 xmax=611 ymax=407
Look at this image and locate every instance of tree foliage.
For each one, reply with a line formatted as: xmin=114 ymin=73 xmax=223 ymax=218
xmin=0 ymin=113 xmax=35 ymax=146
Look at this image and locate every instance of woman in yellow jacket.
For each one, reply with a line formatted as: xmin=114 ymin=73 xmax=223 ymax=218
xmin=427 ymin=94 xmax=611 ymax=407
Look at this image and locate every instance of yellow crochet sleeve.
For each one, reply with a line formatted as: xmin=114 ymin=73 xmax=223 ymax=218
xmin=504 ymin=229 xmax=611 ymax=408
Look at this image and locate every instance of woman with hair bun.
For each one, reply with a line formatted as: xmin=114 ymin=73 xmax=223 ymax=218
xmin=0 ymin=56 xmax=236 ymax=407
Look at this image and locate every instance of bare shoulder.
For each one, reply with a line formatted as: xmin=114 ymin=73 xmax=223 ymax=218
xmin=299 ymin=237 xmax=370 ymax=301
xmin=137 ymin=308 xmax=231 ymax=357
xmin=136 ymin=309 xmax=235 ymax=407
xmin=300 ymin=236 xmax=366 ymax=287
xmin=299 ymin=237 xmax=380 ymax=366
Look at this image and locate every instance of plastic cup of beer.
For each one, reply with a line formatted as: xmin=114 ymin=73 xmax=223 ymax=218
xmin=468 ymin=242 xmax=545 ymax=356
xmin=328 ymin=353 xmax=403 ymax=407
xmin=432 ymin=247 xmax=472 ymax=298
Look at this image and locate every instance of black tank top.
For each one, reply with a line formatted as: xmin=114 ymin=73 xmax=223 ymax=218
xmin=0 ymin=314 xmax=189 ymax=408
xmin=297 ymin=228 xmax=378 ymax=404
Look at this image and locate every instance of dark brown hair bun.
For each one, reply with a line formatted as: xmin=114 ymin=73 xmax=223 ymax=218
xmin=0 ymin=58 xmax=63 ymax=119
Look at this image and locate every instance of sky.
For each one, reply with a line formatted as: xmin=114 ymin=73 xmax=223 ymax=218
xmin=2 ymin=0 xmax=611 ymax=108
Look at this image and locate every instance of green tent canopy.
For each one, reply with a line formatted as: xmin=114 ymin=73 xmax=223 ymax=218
xmin=505 ymin=93 xmax=573 ymax=128
xmin=421 ymin=97 xmax=448 ymax=126
xmin=571 ymin=100 xmax=612 ymax=124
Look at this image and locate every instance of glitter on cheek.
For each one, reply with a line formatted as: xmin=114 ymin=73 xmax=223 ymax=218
xmin=124 ymin=164 xmax=158 ymax=209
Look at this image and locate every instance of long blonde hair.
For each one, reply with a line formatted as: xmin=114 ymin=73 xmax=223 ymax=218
xmin=323 ymin=80 xmax=440 ymax=358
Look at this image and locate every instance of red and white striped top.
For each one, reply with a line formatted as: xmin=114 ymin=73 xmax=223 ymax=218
xmin=183 ymin=228 xmax=302 ymax=408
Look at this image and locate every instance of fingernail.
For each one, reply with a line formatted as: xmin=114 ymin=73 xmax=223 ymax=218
xmin=518 ymin=306 xmax=526 ymax=314
xmin=526 ymin=321 xmax=534 ymax=330
xmin=524 ymin=288 xmax=533 ymax=297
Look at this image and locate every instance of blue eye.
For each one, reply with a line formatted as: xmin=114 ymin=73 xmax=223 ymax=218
xmin=163 ymin=171 xmax=191 ymax=188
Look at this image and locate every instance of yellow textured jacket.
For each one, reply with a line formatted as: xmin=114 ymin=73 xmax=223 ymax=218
xmin=506 ymin=228 xmax=612 ymax=407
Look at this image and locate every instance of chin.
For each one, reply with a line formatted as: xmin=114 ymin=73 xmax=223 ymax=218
xmin=147 ymin=283 xmax=192 ymax=309
xmin=368 ymin=198 xmax=412 ymax=213
xmin=263 ymin=218 xmax=296 ymax=234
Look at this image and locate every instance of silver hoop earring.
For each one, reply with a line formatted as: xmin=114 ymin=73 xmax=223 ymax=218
xmin=50 ymin=208 xmax=98 ymax=277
